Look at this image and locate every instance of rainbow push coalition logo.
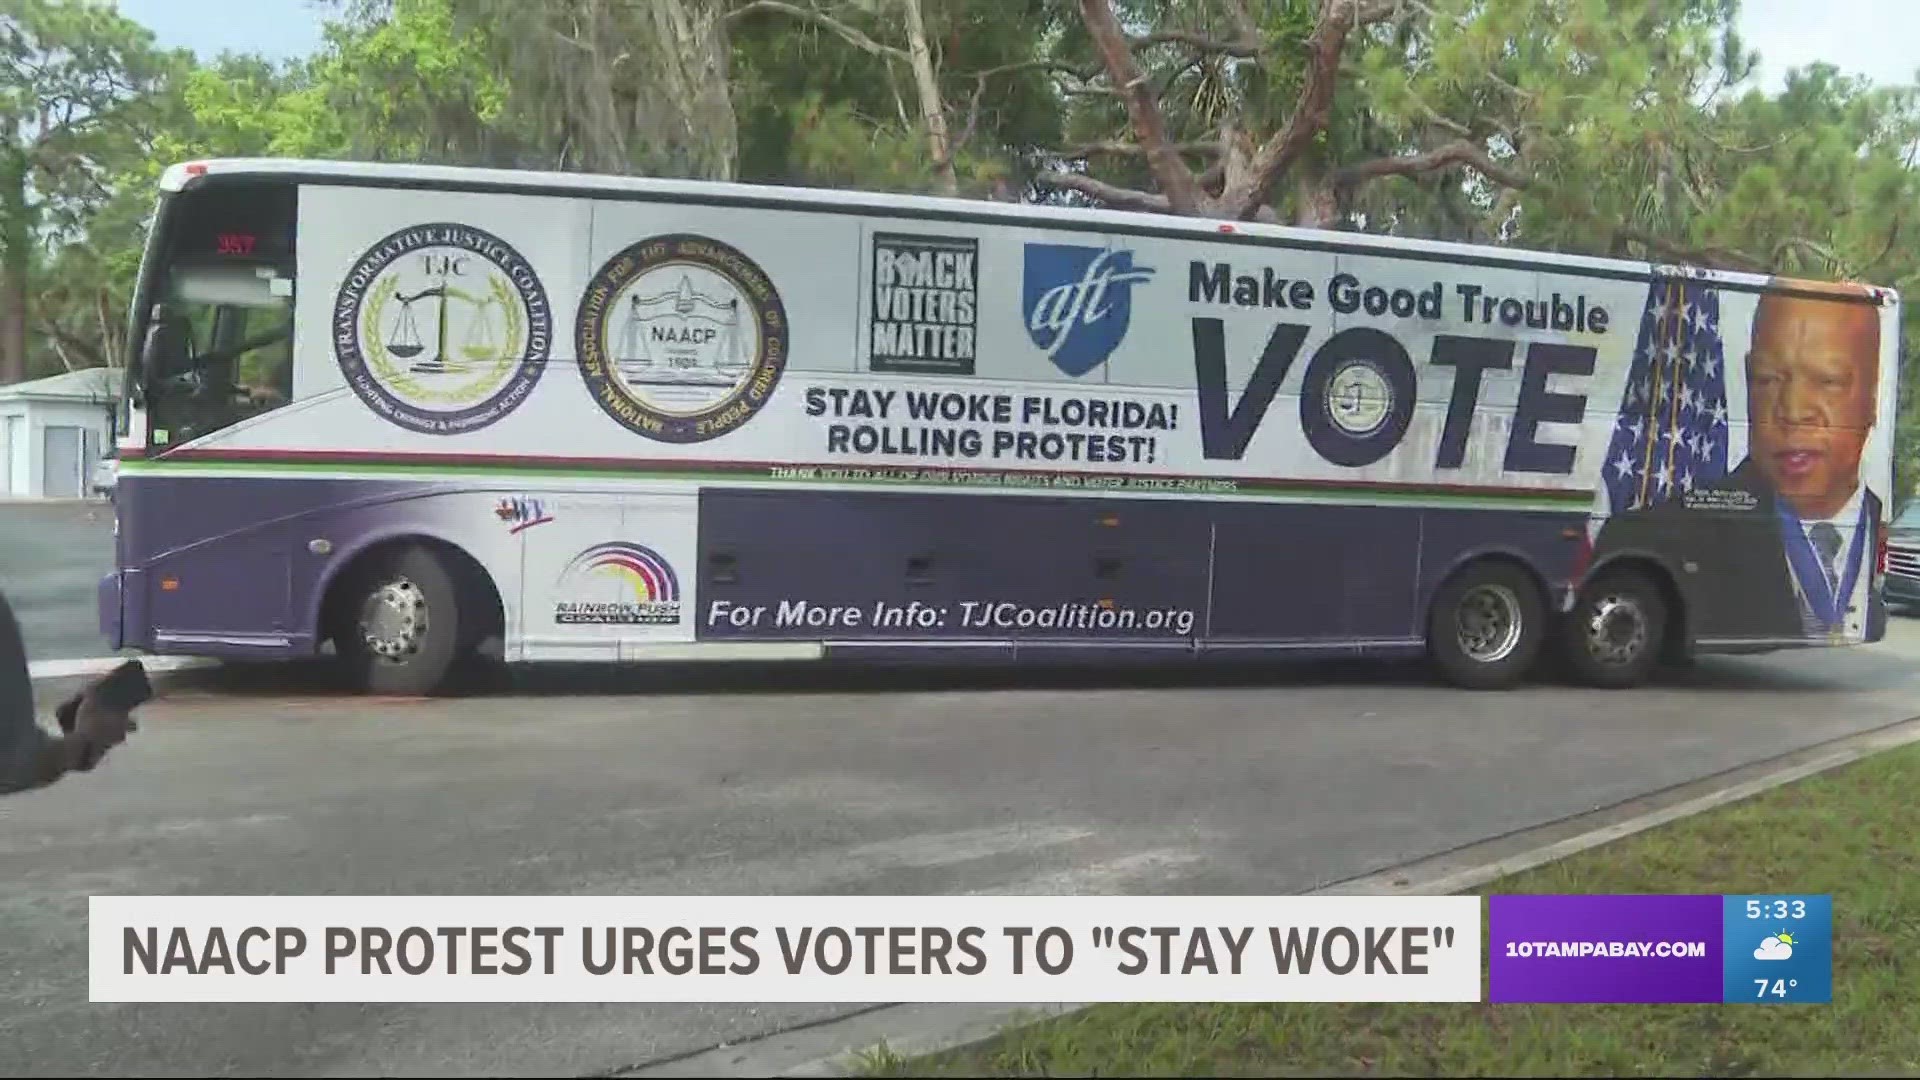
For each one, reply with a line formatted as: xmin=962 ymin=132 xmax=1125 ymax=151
xmin=553 ymin=542 xmax=683 ymax=626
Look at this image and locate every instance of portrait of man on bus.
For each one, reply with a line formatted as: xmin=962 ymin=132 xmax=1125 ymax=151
xmin=1590 ymin=286 xmax=1885 ymax=642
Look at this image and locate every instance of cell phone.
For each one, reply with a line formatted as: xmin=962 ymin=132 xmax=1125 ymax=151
xmin=55 ymin=659 xmax=153 ymax=734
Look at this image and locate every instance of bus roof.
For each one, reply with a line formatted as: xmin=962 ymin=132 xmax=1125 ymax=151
xmin=159 ymin=157 xmax=1899 ymax=306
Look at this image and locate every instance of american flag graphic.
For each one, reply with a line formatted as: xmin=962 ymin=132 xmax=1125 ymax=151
xmin=1596 ymin=276 xmax=1732 ymax=516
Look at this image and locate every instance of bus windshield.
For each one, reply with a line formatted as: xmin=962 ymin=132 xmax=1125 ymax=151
xmin=144 ymin=264 xmax=294 ymax=445
xmin=131 ymin=177 xmax=298 ymax=449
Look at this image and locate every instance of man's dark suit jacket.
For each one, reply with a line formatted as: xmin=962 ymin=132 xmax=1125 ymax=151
xmin=0 ymin=588 xmax=51 ymax=793
xmin=1590 ymin=458 xmax=1885 ymax=643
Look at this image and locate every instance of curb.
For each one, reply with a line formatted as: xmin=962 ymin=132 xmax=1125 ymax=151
xmin=609 ymin=1004 xmax=1087 ymax=1079
xmin=28 ymin=655 xmax=217 ymax=683
xmin=618 ymin=710 xmax=1920 ymax=1078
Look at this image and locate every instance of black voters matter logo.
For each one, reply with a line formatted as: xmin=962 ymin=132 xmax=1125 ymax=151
xmin=869 ymin=232 xmax=979 ymax=376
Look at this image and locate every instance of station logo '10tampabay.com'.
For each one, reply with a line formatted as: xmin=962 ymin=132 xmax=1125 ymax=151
xmin=1022 ymin=244 xmax=1156 ymax=377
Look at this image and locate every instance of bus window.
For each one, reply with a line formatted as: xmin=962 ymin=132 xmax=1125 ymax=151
xmin=145 ymin=263 xmax=294 ymax=445
xmin=132 ymin=177 xmax=297 ymax=449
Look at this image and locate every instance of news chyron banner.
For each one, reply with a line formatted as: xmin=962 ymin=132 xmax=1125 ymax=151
xmin=87 ymin=894 xmax=1831 ymax=1004
xmin=92 ymin=896 xmax=1484 ymax=1003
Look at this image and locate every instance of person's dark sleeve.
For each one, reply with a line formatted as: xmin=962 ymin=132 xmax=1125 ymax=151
xmin=0 ymin=588 xmax=53 ymax=794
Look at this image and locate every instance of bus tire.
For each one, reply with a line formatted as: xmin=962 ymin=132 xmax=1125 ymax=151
xmin=1427 ymin=561 xmax=1547 ymax=690
xmin=1561 ymin=568 xmax=1667 ymax=689
xmin=335 ymin=544 xmax=462 ymax=696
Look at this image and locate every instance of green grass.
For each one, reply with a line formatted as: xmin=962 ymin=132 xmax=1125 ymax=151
xmin=868 ymin=741 xmax=1920 ymax=1077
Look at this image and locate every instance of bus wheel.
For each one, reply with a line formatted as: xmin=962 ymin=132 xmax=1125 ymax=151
xmin=1427 ymin=561 xmax=1546 ymax=690
xmin=336 ymin=544 xmax=462 ymax=696
xmin=1562 ymin=569 xmax=1667 ymax=689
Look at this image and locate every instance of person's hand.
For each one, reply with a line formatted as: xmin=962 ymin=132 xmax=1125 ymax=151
xmin=66 ymin=684 xmax=136 ymax=772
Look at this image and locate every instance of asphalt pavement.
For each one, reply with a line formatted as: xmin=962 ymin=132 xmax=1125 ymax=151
xmin=6 ymin=620 xmax=1920 ymax=1077
xmin=0 ymin=500 xmax=116 ymax=661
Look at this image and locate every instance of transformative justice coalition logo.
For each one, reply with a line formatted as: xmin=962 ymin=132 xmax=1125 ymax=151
xmin=1021 ymin=243 xmax=1155 ymax=378
xmin=333 ymin=223 xmax=553 ymax=435
xmin=553 ymin=541 xmax=683 ymax=626
xmin=576 ymin=233 xmax=789 ymax=444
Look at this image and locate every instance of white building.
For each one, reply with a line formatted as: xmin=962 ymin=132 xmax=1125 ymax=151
xmin=0 ymin=367 xmax=119 ymax=499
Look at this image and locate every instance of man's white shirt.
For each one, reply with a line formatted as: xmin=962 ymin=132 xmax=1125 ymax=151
xmin=1787 ymin=483 xmax=1869 ymax=640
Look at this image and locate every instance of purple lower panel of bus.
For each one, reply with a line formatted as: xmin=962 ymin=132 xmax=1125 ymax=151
xmin=105 ymin=474 xmax=483 ymax=655
xmin=102 ymin=474 xmax=1588 ymax=659
xmin=813 ymin=640 xmax=1434 ymax=664
xmin=693 ymin=488 xmax=1586 ymax=651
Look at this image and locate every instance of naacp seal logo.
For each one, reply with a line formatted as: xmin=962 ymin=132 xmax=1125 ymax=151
xmin=576 ymin=233 xmax=788 ymax=444
xmin=333 ymin=223 xmax=552 ymax=435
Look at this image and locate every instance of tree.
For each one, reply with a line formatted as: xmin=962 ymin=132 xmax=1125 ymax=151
xmin=0 ymin=0 xmax=178 ymax=383
xmin=727 ymin=0 xmax=963 ymax=193
xmin=305 ymin=0 xmax=507 ymax=165
xmin=725 ymin=0 xmax=1064 ymax=196
xmin=1603 ymin=65 xmax=1920 ymax=281
xmin=443 ymin=0 xmax=741 ymax=178
xmin=1522 ymin=58 xmax=1920 ymax=497
xmin=1036 ymin=0 xmax=1746 ymax=230
xmin=22 ymin=48 xmax=350 ymax=381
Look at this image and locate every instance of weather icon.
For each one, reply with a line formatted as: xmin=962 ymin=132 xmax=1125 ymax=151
xmin=1754 ymin=931 xmax=1796 ymax=960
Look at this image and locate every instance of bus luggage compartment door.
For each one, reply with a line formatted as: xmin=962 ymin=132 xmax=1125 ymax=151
xmin=1207 ymin=503 xmax=1420 ymax=643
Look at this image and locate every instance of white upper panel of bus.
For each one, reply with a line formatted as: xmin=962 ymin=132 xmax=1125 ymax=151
xmin=160 ymin=158 xmax=1898 ymax=304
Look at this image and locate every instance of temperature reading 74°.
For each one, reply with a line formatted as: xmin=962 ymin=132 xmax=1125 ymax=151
xmin=1756 ymin=978 xmax=1799 ymax=998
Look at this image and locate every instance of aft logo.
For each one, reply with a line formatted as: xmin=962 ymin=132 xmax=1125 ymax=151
xmin=1022 ymin=244 xmax=1155 ymax=378
xmin=553 ymin=541 xmax=683 ymax=626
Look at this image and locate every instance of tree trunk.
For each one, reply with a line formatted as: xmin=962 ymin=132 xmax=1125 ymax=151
xmin=44 ymin=333 xmax=74 ymax=372
xmin=0 ymin=149 xmax=29 ymax=386
xmin=638 ymin=0 xmax=739 ymax=180
xmin=96 ymin=288 xmax=120 ymax=368
xmin=581 ymin=0 xmax=631 ymax=173
xmin=1077 ymin=0 xmax=1206 ymax=214
xmin=470 ymin=0 xmax=738 ymax=180
xmin=899 ymin=0 xmax=958 ymax=196
xmin=1217 ymin=0 xmax=1356 ymax=220
xmin=1292 ymin=172 xmax=1339 ymax=229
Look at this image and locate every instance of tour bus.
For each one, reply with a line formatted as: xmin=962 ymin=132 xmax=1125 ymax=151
xmin=99 ymin=158 xmax=1903 ymax=694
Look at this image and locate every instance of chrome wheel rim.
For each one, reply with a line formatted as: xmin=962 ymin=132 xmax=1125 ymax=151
xmin=1583 ymin=591 xmax=1648 ymax=667
xmin=1456 ymin=583 xmax=1524 ymax=663
xmin=358 ymin=576 xmax=428 ymax=663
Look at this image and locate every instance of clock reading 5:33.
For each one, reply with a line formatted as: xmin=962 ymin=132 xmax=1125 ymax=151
xmin=1722 ymin=894 xmax=1832 ymax=1003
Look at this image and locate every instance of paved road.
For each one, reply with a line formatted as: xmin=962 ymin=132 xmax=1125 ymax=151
xmin=6 ymin=622 xmax=1920 ymax=1077
xmin=0 ymin=500 xmax=116 ymax=662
